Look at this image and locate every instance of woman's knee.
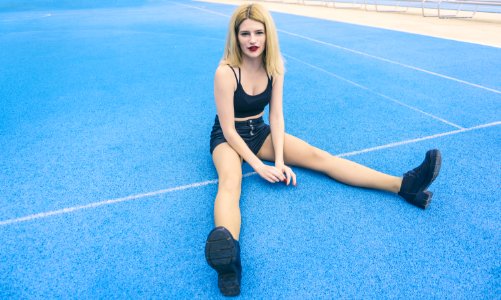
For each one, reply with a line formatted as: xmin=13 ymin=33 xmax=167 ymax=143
xmin=218 ymin=173 xmax=242 ymax=195
xmin=213 ymin=144 xmax=243 ymax=195
xmin=297 ymin=142 xmax=328 ymax=162
xmin=313 ymin=146 xmax=330 ymax=160
xmin=299 ymin=145 xmax=331 ymax=170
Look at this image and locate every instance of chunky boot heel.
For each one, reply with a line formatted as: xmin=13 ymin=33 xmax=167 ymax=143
xmin=414 ymin=191 xmax=433 ymax=209
xmin=399 ymin=149 xmax=441 ymax=209
xmin=218 ymin=267 xmax=241 ymax=297
xmin=205 ymin=227 xmax=241 ymax=297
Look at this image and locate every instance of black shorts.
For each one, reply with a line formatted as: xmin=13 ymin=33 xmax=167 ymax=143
xmin=210 ymin=115 xmax=271 ymax=155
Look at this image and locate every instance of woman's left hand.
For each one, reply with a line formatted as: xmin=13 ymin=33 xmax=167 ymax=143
xmin=275 ymin=162 xmax=296 ymax=186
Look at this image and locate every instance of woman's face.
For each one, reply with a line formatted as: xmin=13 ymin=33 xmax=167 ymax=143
xmin=238 ymin=19 xmax=266 ymax=59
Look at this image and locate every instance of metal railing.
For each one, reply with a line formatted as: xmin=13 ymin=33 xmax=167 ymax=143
xmin=258 ymin=0 xmax=501 ymax=18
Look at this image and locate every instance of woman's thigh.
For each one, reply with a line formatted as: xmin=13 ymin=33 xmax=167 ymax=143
xmin=212 ymin=142 xmax=243 ymax=182
xmin=257 ymin=133 xmax=329 ymax=170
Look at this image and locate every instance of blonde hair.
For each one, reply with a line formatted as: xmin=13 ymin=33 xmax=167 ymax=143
xmin=221 ymin=3 xmax=284 ymax=77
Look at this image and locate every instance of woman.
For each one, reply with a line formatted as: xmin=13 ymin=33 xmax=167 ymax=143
xmin=205 ymin=3 xmax=441 ymax=296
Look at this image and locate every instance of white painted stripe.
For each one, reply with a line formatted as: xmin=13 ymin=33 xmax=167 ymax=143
xmin=1 ymin=121 xmax=499 ymax=227
xmin=370 ymin=90 xmax=464 ymax=129
xmin=279 ymin=30 xmax=501 ymax=95
xmin=284 ymin=54 xmax=465 ymax=129
xmin=0 ymin=179 xmax=213 ymax=226
xmin=0 ymin=172 xmax=257 ymax=227
xmin=177 ymin=3 xmax=231 ymax=17
xmin=338 ymin=121 xmax=501 ymax=157
xmin=1 ymin=13 xmax=52 ymax=22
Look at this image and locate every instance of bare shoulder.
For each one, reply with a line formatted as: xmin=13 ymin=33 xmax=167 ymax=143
xmin=215 ymin=65 xmax=237 ymax=90
xmin=215 ymin=64 xmax=234 ymax=80
xmin=272 ymin=73 xmax=284 ymax=86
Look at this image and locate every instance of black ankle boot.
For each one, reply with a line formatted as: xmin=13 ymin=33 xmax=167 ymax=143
xmin=205 ymin=227 xmax=241 ymax=297
xmin=398 ymin=149 xmax=442 ymax=209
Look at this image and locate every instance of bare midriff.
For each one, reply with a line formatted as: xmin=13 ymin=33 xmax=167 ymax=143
xmin=234 ymin=111 xmax=264 ymax=122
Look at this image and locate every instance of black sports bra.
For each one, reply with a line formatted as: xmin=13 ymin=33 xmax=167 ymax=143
xmin=228 ymin=65 xmax=272 ymax=118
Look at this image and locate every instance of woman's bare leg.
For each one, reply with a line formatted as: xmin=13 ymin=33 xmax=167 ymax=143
xmin=258 ymin=134 xmax=402 ymax=193
xmin=212 ymin=143 xmax=243 ymax=240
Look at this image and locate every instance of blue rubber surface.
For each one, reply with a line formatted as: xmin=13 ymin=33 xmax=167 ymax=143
xmin=1 ymin=1 xmax=500 ymax=298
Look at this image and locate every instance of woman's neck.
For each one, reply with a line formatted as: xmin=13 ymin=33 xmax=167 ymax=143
xmin=241 ymin=56 xmax=264 ymax=73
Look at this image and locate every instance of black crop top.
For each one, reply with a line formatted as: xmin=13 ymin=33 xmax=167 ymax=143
xmin=228 ymin=65 xmax=272 ymax=118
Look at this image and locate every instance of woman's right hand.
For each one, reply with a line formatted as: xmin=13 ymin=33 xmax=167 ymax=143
xmin=255 ymin=163 xmax=286 ymax=184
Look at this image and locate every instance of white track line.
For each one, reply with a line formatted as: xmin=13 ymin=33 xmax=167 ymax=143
xmin=0 ymin=178 xmax=212 ymax=226
xmin=1 ymin=121 xmax=499 ymax=227
xmin=284 ymin=54 xmax=464 ymax=129
xmin=1 ymin=14 xmax=52 ymax=22
xmin=279 ymin=30 xmax=501 ymax=95
xmin=177 ymin=2 xmax=231 ymax=18
xmin=338 ymin=121 xmax=500 ymax=157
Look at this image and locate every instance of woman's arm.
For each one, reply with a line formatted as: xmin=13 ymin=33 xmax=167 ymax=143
xmin=269 ymin=74 xmax=296 ymax=186
xmin=269 ymin=74 xmax=285 ymax=165
xmin=214 ymin=65 xmax=284 ymax=183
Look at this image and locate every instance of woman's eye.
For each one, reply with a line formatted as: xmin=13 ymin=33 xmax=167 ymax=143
xmin=256 ymin=31 xmax=264 ymax=35
xmin=240 ymin=32 xmax=249 ymax=36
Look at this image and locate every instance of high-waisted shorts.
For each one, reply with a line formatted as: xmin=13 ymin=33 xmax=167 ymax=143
xmin=210 ymin=115 xmax=271 ymax=155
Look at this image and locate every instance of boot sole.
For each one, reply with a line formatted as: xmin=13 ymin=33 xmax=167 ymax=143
xmin=423 ymin=149 xmax=442 ymax=192
xmin=205 ymin=228 xmax=241 ymax=296
xmin=412 ymin=150 xmax=441 ymax=209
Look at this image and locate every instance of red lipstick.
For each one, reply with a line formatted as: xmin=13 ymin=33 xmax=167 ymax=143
xmin=248 ymin=46 xmax=259 ymax=52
